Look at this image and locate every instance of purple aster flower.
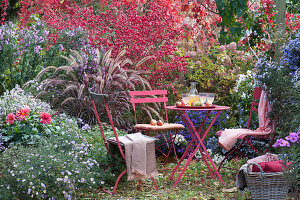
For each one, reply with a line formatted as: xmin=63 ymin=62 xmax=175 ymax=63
xmin=59 ymin=44 xmax=64 ymax=51
xmin=279 ymin=139 xmax=290 ymax=147
xmin=285 ymin=132 xmax=299 ymax=143
xmin=34 ymin=45 xmax=42 ymax=54
xmin=272 ymin=139 xmax=281 ymax=147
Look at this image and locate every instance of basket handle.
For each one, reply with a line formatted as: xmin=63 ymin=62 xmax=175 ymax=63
xmin=247 ymin=163 xmax=265 ymax=179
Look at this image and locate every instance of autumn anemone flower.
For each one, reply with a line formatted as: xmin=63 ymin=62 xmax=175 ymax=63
xmin=6 ymin=113 xmax=15 ymax=125
xmin=39 ymin=112 xmax=52 ymax=125
xmin=16 ymin=107 xmax=30 ymax=121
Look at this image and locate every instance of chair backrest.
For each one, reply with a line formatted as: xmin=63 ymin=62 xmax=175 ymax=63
xmin=246 ymin=87 xmax=262 ymax=129
xmin=129 ymin=90 xmax=169 ymax=125
xmin=90 ymin=92 xmax=126 ymax=160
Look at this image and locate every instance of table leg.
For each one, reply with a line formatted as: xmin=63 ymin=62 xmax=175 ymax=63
xmin=172 ymin=110 xmax=225 ymax=186
xmin=169 ymin=111 xmax=197 ymax=180
xmin=199 ymin=112 xmax=224 ymax=185
xmin=182 ymin=111 xmax=216 ymax=178
xmin=172 ymin=142 xmax=201 ymax=187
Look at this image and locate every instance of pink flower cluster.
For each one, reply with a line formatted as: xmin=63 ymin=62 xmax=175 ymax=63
xmin=5 ymin=108 xmax=52 ymax=125
xmin=272 ymin=131 xmax=300 ymax=148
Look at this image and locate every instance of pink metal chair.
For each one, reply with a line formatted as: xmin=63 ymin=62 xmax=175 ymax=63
xmin=129 ymin=90 xmax=185 ymax=163
xmin=217 ymin=87 xmax=277 ymax=171
xmin=90 ymin=92 xmax=158 ymax=195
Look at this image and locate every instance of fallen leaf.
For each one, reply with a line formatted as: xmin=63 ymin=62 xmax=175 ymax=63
xmin=222 ymin=187 xmax=237 ymax=193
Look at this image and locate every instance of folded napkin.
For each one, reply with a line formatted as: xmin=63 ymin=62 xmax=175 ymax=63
xmin=117 ymin=133 xmax=158 ymax=180
xmin=218 ymin=90 xmax=273 ymax=151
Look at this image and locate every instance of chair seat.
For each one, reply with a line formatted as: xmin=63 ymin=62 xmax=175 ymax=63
xmin=134 ymin=123 xmax=185 ymax=131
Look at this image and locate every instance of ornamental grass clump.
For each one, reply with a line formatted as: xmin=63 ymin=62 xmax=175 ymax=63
xmin=28 ymin=48 xmax=152 ymax=127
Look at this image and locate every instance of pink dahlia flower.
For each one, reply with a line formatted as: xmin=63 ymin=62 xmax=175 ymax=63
xmin=39 ymin=112 xmax=52 ymax=125
xmin=6 ymin=113 xmax=15 ymax=125
xmin=16 ymin=107 xmax=30 ymax=121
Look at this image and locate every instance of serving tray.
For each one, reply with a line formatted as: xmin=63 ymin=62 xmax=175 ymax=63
xmin=176 ymin=105 xmax=216 ymax=109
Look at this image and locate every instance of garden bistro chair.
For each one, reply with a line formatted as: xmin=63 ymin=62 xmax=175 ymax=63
xmin=216 ymin=87 xmax=277 ymax=172
xmin=90 ymin=92 xmax=159 ymax=195
xmin=129 ymin=90 xmax=185 ymax=164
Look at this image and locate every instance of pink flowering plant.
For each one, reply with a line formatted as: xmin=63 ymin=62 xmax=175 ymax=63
xmin=1 ymin=107 xmax=54 ymax=146
xmin=0 ymin=86 xmax=61 ymax=147
xmin=272 ymin=130 xmax=300 ymax=195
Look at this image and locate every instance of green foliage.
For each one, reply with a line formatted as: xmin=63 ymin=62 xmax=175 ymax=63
xmin=182 ymin=41 xmax=254 ymax=103
xmin=287 ymin=0 xmax=300 ymax=14
xmin=0 ymin=20 xmax=53 ymax=94
xmin=0 ymin=85 xmax=52 ymax=121
xmin=272 ymin=131 xmax=300 ymax=197
xmin=0 ymin=16 xmax=98 ymax=96
xmin=255 ymin=59 xmax=300 ymax=134
xmin=215 ymin=0 xmax=250 ymax=43
xmin=224 ymin=70 xmax=256 ymax=129
xmin=0 ymin=106 xmax=131 ymax=199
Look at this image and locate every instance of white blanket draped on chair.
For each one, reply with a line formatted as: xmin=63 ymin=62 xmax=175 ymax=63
xmin=218 ymin=91 xmax=274 ymax=151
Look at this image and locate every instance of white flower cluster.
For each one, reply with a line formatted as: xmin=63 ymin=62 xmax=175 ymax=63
xmin=194 ymin=148 xmax=226 ymax=165
xmin=211 ymin=154 xmax=226 ymax=165
xmin=234 ymin=70 xmax=256 ymax=99
xmin=174 ymin=134 xmax=188 ymax=146
xmin=0 ymin=85 xmax=52 ymax=120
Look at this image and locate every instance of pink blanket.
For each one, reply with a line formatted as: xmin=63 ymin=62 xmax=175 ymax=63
xmin=218 ymin=91 xmax=273 ymax=151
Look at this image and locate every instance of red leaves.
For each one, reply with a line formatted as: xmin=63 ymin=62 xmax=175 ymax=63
xmin=0 ymin=0 xmax=8 ymax=25
xmin=18 ymin=0 xmax=188 ymax=90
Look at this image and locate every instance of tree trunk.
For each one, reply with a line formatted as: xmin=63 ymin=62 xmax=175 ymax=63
xmin=274 ymin=0 xmax=286 ymax=64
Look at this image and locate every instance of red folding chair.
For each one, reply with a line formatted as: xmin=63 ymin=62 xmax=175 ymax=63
xmin=129 ymin=90 xmax=185 ymax=164
xmin=90 ymin=92 xmax=158 ymax=195
xmin=217 ymin=87 xmax=277 ymax=171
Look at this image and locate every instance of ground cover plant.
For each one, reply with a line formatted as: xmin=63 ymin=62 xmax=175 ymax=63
xmin=0 ymin=91 xmax=128 ymax=199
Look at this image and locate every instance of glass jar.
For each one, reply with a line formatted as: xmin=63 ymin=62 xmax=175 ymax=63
xmin=189 ymin=82 xmax=198 ymax=95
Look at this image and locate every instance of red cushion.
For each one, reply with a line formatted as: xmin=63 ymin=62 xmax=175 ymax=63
xmin=252 ymin=160 xmax=292 ymax=172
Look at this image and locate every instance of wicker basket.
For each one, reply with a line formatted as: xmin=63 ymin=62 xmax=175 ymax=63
xmin=245 ymin=163 xmax=289 ymax=200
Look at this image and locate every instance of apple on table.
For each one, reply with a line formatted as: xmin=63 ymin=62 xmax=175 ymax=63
xmin=150 ymin=119 xmax=157 ymax=125
xmin=176 ymin=101 xmax=185 ymax=107
xmin=157 ymin=120 xmax=163 ymax=126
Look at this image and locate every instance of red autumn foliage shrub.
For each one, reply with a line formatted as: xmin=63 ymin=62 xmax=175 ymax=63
xmin=180 ymin=0 xmax=221 ymax=47
xmin=0 ymin=0 xmax=8 ymax=25
xmin=18 ymin=0 xmax=189 ymax=90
